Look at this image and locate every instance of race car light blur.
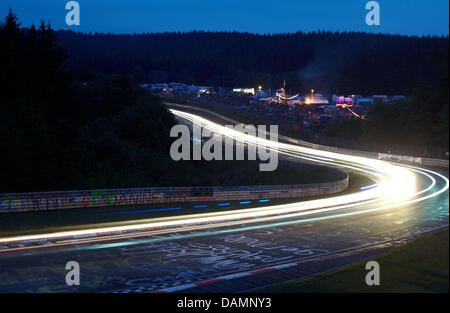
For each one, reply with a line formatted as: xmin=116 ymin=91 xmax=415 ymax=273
xmin=0 ymin=110 xmax=445 ymax=246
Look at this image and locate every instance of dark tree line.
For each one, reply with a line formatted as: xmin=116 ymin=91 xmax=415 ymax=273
xmin=0 ymin=10 xmax=179 ymax=192
xmin=55 ymin=29 xmax=448 ymax=98
xmin=1 ymin=11 xmax=338 ymax=193
xmin=54 ymin=29 xmax=449 ymax=152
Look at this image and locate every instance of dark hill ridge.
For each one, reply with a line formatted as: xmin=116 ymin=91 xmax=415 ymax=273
xmin=54 ymin=30 xmax=448 ymax=97
xmin=0 ymin=11 xmax=345 ymax=193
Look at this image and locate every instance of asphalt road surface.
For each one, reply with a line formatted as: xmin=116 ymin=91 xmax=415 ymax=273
xmin=0 ymin=109 xmax=448 ymax=293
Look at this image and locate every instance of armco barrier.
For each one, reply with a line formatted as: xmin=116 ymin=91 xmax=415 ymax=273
xmin=281 ymin=134 xmax=449 ymax=167
xmin=422 ymin=157 xmax=450 ymax=167
xmin=0 ymin=175 xmax=348 ymax=213
xmin=166 ymin=102 xmax=449 ymax=168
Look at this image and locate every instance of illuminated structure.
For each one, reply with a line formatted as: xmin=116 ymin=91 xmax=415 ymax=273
xmin=305 ymin=93 xmax=329 ymax=105
xmin=336 ymin=96 xmax=354 ymax=107
xmin=233 ymin=88 xmax=255 ymax=95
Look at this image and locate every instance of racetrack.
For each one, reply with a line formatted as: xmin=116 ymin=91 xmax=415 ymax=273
xmin=0 ymin=109 xmax=448 ymax=293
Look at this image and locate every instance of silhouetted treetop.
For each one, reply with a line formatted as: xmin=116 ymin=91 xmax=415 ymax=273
xmin=54 ymin=29 xmax=448 ymax=98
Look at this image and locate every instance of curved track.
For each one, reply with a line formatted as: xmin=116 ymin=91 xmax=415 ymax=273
xmin=0 ymin=109 xmax=448 ymax=292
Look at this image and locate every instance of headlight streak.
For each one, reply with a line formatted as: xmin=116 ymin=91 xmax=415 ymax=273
xmin=7 ymin=165 xmax=447 ymax=256
xmin=53 ymin=165 xmax=449 ymax=253
xmin=361 ymin=183 xmax=379 ymax=190
xmin=173 ymin=109 xmax=416 ymax=201
xmin=0 ymin=110 xmax=447 ymax=250
xmin=70 ymin=164 xmax=440 ymax=243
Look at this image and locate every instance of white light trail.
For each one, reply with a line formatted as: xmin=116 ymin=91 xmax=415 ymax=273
xmin=0 ymin=109 xmax=446 ymax=246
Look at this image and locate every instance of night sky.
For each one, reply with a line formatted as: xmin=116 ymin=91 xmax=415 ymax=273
xmin=1 ymin=0 xmax=448 ymax=36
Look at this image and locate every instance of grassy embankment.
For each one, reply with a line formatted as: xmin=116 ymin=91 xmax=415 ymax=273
xmin=255 ymin=227 xmax=449 ymax=293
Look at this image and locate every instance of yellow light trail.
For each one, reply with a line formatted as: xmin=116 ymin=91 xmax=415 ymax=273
xmin=0 ymin=109 xmax=446 ymax=247
xmin=278 ymin=94 xmax=300 ymax=100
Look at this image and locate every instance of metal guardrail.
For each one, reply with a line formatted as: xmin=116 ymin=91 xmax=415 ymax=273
xmin=0 ymin=176 xmax=348 ymax=213
xmin=422 ymin=158 xmax=450 ymax=167
xmin=166 ymin=103 xmax=449 ymax=168
xmin=282 ymin=135 xmax=449 ymax=167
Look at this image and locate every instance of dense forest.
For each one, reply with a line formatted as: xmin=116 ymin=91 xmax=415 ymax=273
xmin=55 ymin=29 xmax=448 ymax=98
xmin=0 ymin=10 xmax=174 ymax=192
xmin=0 ymin=10 xmax=341 ymax=193
xmin=54 ymin=28 xmax=449 ymax=152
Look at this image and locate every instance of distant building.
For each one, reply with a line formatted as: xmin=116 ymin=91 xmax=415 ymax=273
xmin=305 ymin=93 xmax=329 ymax=105
xmin=336 ymin=96 xmax=354 ymax=107
xmin=357 ymin=97 xmax=374 ymax=107
xmin=168 ymin=82 xmax=187 ymax=92
xmin=233 ymin=88 xmax=255 ymax=95
xmin=349 ymin=94 xmax=362 ymax=100
xmin=311 ymin=94 xmax=329 ymax=104
xmin=255 ymin=90 xmax=268 ymax=98
xmin=187 ymin=85 xmax=213 ymax=94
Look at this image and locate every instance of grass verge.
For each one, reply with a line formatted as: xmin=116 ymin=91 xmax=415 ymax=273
xmin=255 ymin=227 xmax=449 ymax=293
